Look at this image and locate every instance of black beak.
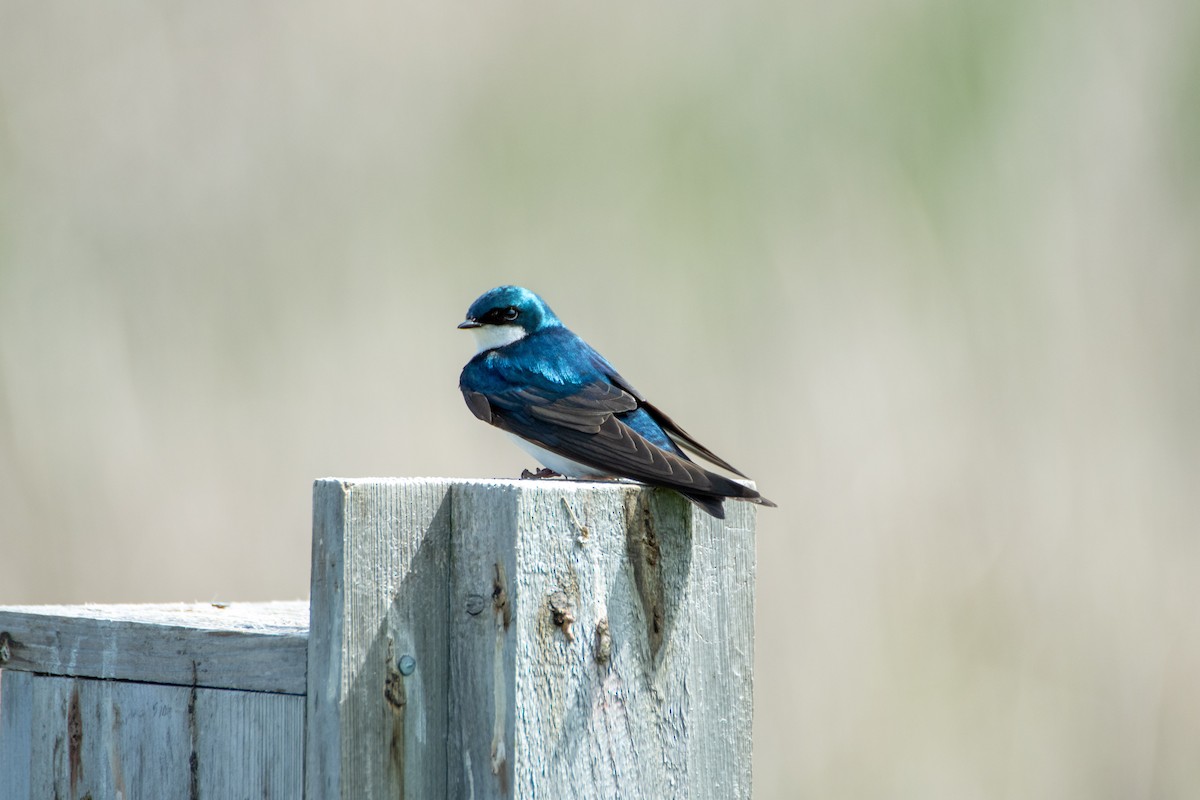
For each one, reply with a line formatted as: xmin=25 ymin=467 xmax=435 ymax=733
xmin=457 ymin=319 xmax=482 ymax=329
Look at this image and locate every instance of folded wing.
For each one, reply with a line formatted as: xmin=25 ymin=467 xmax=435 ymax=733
xmin=462 ymin=379 xmax=768 ymax=505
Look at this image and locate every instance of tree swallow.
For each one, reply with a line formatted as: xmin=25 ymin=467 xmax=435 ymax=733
xmin=457 ymin=285 xmax=775 ymax=519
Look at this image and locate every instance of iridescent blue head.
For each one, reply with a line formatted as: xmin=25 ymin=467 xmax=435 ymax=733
xmin=458 ymin=285 xmax=561 ymax=353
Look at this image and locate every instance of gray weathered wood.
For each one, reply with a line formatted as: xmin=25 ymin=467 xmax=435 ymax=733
xmin=448 ymin=479 xmax=757 ymax=800
xmin=0 ymin=601 xmax=308 ymax=694
xmin=0 ymin=670 xmax=34 ymax=799
xmin=0 ymin=477 xmax=756 ymax=800
xmin=305 ymin=478 xmax=453 ymax=800
xmin=195 ymin=683 xmax=306 ymax=799
xmin=0 ymin=671 xmax=303 ymax=800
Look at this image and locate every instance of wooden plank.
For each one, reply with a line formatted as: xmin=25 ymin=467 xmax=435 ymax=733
xmin=449 ymin=479 xmax=757 ymax=800
xmin=0 ymin=601 xmax=308 ymax=694
xmin=4 ymin=673 xmax=303 ymax=800
xmin=0 ymin=670 xmax=34 ymax=799
xmin=195 ymin=683 xmax=305 ymax=799
xmin=447 ymin=481 xmax=520 ymax=799
xmin=306 ymin=478 xmax=453 ymax=800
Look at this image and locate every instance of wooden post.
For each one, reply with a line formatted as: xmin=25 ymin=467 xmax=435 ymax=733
xmin=305 ymin=478 xmax=455 ymax=800
xmin=0 ymin=478 xmax=756 ymax=799
xmin=307 ymin=478 xmax=757 ymax=800
xmin=0 ymin=602 xmax=308 ymax=799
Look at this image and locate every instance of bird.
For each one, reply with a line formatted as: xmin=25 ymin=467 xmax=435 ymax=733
xmin=457 ymin=285 xmax=775 ymax=519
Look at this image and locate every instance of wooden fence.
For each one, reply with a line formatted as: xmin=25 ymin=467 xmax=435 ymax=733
xmin=0 ymin=478 xmax=757 ymax=799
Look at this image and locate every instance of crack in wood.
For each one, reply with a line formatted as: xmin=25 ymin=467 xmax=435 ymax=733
xmin=625 ymin=492 xmax=666 ymax=663
xmin=188 ymin=661 xmax=200 ymax=800
xmin=67 ymin=684 xmax=83 ymax=796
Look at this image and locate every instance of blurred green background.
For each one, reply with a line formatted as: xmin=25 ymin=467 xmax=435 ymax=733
xmin=2 ymin=1 xmax=1198 ymax=797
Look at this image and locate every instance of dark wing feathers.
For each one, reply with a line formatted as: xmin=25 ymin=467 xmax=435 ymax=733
xmin=525 ymin=382 xmax=637 ymax=433
xmin=463 ymin=390 xmax=493 ymax=423
xmin=594 ymin=361 xmax=750 ymax=478
xmin=540 ymin=416 xmax=749 ymax=496
xmin=465 ymin=378 xmax=767 ymax=504
xmin=640 ymin=400 xmax=749 ymax=478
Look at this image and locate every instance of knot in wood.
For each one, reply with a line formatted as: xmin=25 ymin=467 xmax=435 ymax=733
xmin=548 ymin=591 xmax=576 ymax=643
xmin=384 ymin=668 xmax=407 ymax=709
xmin=594 ymin=618 xmax=612 ymax=665
xmin=492 ymin=562 xmax=512 ymax=628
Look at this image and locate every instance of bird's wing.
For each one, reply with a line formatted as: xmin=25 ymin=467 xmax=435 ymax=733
xmin=591 ymin=358 xmax=750 ymax=478
xmin=637 ymin=400 xmax=749 ymax=478
xmin=462 ymin=380 xmax=758 ymax=500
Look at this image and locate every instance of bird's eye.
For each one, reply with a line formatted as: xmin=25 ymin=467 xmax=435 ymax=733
xmin=503 ymin=307 xmax=519 ymax=321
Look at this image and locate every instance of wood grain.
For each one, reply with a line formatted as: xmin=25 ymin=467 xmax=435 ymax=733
xmin=0 ymin=670 xmax=303 ymax=800
xmin=0 ymin=601 xmax=308 ymax=694
xmin=449 ymin=479 xmax=757 ymax=800
xmin=305 ymin=477 xmax=454 ymax=800
xmin=0 ymin=478 xmax=756 ymax=799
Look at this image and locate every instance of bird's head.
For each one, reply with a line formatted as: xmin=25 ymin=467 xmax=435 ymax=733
xmin=458 ymin=285 xmax=562 ymax=354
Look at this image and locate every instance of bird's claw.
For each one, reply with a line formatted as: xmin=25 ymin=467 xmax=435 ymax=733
xmin=520 ymin=467 xmax=562 ymax=480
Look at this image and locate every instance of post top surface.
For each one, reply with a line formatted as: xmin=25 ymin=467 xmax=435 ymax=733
xmin=0 ymin=600 xmax=309 ymax=635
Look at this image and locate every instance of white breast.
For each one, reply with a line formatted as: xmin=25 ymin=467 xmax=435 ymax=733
xmin=505 ymin=433 xmax=608 ymax=479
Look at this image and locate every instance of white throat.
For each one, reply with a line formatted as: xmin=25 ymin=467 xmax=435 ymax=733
xmin=470 ymin=324 xmax=527 ymax=354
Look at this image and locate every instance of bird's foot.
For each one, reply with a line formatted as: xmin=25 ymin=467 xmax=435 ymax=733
xmin=520 ymin=467 xmax=562 ymax=480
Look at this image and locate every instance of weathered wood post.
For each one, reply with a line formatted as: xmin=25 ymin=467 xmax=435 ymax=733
xmin=306 ymin=478 xmax=757 ymax=799
xmin=0 ymin=477 xmax=756 ymax=799
xmin=305 ymin=478 xmax=455 ymax=799
xmin=0 ymin=602 xmax=308 ymax=798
